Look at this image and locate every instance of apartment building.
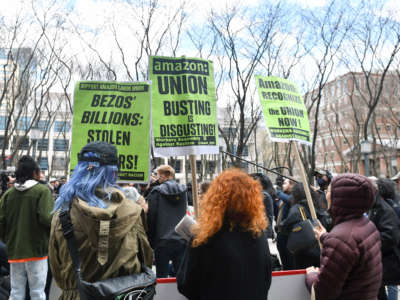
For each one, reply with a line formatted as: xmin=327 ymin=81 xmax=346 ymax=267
xmin=306 ymin=71 xmax=400 ymax=177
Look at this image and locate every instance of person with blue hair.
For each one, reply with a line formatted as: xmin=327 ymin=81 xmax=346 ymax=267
xmin=48 ymin=141 xmax=153 ymax=300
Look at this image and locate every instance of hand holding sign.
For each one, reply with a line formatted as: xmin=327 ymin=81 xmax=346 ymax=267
xmin=313 ymin=220 xmax=327 ymax=241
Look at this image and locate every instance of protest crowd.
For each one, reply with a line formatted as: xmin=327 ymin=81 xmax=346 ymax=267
xmin=0 ymin=53 xmax=398 ymax=300
xmin=0 ymin=140 xmax=397 ymax=300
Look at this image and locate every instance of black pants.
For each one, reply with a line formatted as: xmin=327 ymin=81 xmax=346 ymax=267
xmin=276 ymin=233 xmax=295 ymax=270
xmin=0 ymin=241 xmax=9 ymax=275
xmin=154 ymin=240 xmax=186 ymax=278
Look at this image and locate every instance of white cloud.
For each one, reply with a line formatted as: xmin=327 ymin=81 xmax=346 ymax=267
xmin=287 ymin=0 xmax=326 ymax=9
xmin=382 ymin=0 xmax=400 ymax=21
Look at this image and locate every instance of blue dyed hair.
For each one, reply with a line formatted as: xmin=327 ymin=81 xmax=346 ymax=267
xmin=53 ymin=152 xmax=118 ymax=212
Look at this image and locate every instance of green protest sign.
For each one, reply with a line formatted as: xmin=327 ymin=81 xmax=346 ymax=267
xmin=255 ymin=76 xmax=311 ymax=146
xmin=149 ymin=56 xmax=218 ymax=157
xmin=70 ymin=81 xmax=151 ymax=182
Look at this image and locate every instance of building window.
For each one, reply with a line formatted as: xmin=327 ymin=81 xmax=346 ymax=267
xmin=242 ymin=145 xmax=248 ymax=156
xmin=52 ymin=156 xmax=66 ymax=170
xmin=221 ymin=127 xmax=235 ymax=138
xmin=336 ymin=80 xmax=341 ymax=96
xmin=16 ymin=117 xmax=31 ymax=130
xmin=40 ymin=157 xmax=48 ymax=170
xmin=355 ymin=78 xmax=361 ymax=92
xmin=53 ymin=139 xmax=69 ymax=151
xmin=232 ymin=145 xmax=248 ymax=156
xmin=174 ymin=160 xmax=181 ymax=173
xmin=54 ymin=121 xmax=71 ymax=133
xmin=386 ymin=124 xmax=392 ymax=132
xmin=208 ymin=161 xmax=216 ymax=173
xmin=33 ymin=120 xmax=50 ymax=131
xmin=36 ymin=139 xmax=48 ymax=151
xmin=0 ymin=116 xmax=8 ymax=130
xmin=12 ymin=136 xmax=29 ymax=150
xmin=0 ymin=136 xmax=9 ymax=149
xmin=196 ymin=160 xmax=201 ymax=171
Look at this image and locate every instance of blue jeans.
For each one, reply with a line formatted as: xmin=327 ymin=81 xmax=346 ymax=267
xmin=387 ymin=285 xmax=398 ymax=300
xmin=10 ymin=259 xmax=47 ymax=300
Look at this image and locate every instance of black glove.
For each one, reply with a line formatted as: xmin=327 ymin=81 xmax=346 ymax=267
xmin=275 ymin=175 xmax=284 ymax=189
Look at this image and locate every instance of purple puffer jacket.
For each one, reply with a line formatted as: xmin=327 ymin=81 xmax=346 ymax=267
xmin=306 ymin=174 xmax=382 ymax=300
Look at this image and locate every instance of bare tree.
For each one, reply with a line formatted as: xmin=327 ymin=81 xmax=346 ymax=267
xmin=206 ymin=3 xmax=285 ymax=167
xmin=339 ymin=1 xmax=400 ymax=176
xmin=69 ymin=0 xmax=187 ymax=82
xmin=0 ymin=0 xmax=75 ymax=176
xmin=300 ymin=0 xmax=352 ymax=180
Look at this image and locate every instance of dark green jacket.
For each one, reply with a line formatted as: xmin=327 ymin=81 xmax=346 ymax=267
xmin=0 ymin=182 xmax=54 ymax=260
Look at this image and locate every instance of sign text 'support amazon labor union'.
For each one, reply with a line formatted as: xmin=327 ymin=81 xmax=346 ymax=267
xmin=70 ymin=81 xmax=151 ymax=182
xmin=149 ymin=56 xmax=218 ymax=157
xmin=255 ymin=75 xmax=311 ymax=146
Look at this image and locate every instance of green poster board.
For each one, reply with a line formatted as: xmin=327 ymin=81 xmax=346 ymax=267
xmin=70 ymin=81 xmax=151 ymax=182
xmin=149 ymin=56 xmax=218 ymax=157
xmin=255 ymin=76 xmax=311 ymax=146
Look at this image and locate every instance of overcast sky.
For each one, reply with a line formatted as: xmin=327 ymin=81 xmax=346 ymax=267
xmin=1 ymin=0 xmax=400 ymax=97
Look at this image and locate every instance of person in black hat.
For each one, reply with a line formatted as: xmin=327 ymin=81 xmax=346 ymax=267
xmin=313 ymin=169 xmax=332 ymax=210
xmin=49 ymin=141 xmax=153 ymax=299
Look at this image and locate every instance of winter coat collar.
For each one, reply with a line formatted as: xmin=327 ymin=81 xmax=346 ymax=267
xmin=14 ymin=180 xmax=38 ymax=191
xmin=152 ymin=180 xmax=187 ymax=196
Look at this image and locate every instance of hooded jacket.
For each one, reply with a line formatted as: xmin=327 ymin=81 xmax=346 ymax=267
xmin=0 ymin=180 xmax=53 ymax=260
xmin=306 ymin=174 xmax=382 ymax=300
xmin=369 ymin=195 xmax=400 ymax=285
xmin=49 ymin=188 xmax=153 ymax=300
xmin=147 ymin=180 xmax=187 ymax=248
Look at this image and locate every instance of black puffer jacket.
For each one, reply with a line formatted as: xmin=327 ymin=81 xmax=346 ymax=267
xmin=369 ymin=195 xmax=400 ymax=285
xmin=369 ymin=195 xmax=400 ymax=256
xmin=147 ymin=180 xmax=187 ymax=248
xmin=280 ymin=199 xmax=320 ymax=269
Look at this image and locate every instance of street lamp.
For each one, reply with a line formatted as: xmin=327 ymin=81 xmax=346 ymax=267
xmin=360 ymin=140 xmax=372 ymax=176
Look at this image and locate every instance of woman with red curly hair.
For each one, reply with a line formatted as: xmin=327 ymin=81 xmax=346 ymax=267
xmin=177 ymin=169 xmax=272 ymax=300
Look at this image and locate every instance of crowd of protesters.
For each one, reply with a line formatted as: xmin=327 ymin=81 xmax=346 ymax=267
xmin=0 ymin=141 xmax=398 ymax=299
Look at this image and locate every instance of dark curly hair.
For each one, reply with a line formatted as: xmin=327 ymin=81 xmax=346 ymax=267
xmin=250 ymin=173 xmax=276 ymax=198
xmin=377 ymin=178 xmax=396 ymax=200
xmin=291 ymin=182 xmax=320 ymax=210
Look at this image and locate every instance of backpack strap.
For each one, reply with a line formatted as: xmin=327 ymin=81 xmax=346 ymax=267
xmin=298 ymin=205 xmax=308 ymax=221
xmin=59 ymin=210 xmax=82 ymax=275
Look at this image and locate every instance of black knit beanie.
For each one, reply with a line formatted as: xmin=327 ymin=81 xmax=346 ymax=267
xmin=77 ymin=142 xmax=118 ymax=166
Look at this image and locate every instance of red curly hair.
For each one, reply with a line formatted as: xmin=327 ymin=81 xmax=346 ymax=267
xmin=192 ymin=168 xmax=268 ymax=247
